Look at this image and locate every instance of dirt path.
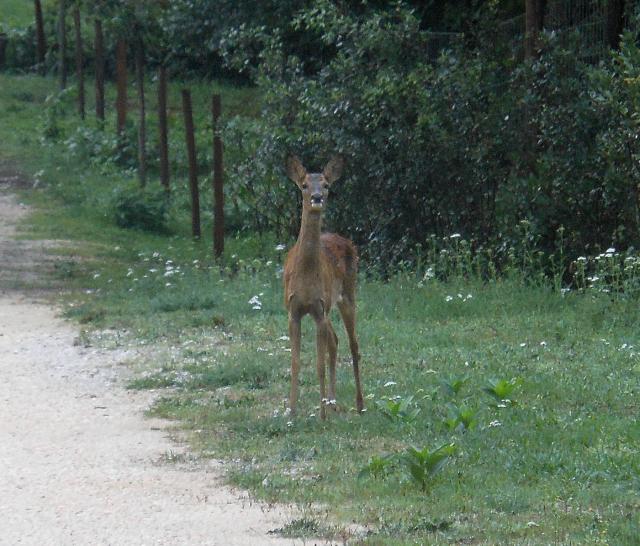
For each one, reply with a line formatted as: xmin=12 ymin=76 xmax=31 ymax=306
xmin=0 ymin=185 xmax=313 ymax=545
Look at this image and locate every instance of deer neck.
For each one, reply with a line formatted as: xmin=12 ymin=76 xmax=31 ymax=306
xmin=296 ymin=208 xmax=323 ymax=268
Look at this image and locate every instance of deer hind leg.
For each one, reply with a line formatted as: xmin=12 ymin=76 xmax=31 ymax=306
xmin=288 ymin=313 xmax=302 ymax=416
xmin=326 ymin=319 xmax=338 ymax=409
xmin=338 ymin=299 xmax=364 ymax=413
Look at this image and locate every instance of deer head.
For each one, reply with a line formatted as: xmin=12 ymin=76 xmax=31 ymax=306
xmin=286 ymin=155 xmax=344 ymax=213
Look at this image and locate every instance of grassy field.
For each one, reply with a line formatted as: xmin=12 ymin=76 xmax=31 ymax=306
xmin=1 ymin=72 xmax=639 ymax=545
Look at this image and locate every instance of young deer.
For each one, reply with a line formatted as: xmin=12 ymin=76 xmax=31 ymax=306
xmin=283 ymin=155 xmax=364 ymax=420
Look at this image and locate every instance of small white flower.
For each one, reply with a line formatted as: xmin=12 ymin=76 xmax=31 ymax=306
xmin=275 ymin=244 xmax=286 ymax=251
xmin=383 ymin=381 xmax=397 ymax=387
xmin=450 ymin=233 xmax=461 ymax=239
xmin=277 ymin=335 xmax=290 ymax=341
xmin=540 ymin=341 xmax=547 ymax=347
xmin=286 ymin=421 xmax=294 ymax=427
xmin=520 ymin=342 xmax=527 ymax=347
xmin=445 ymin=295 xmax=454 ymax=302
xmin=488 ymin=420 xmax=502 ymax=428
xmin=283 ymin=407 xmax=291 ymax=417
xmin=93 ymin=273 xmax=101 ymax=279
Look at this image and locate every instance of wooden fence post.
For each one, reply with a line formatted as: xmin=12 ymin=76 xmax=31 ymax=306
xmin=115 ymin=39 xmax=127 ymax=135
xmin=135 ymin=36 xmax=146 ymax=186
xmin=34 ymin=0 xmax=46 ymax=71
xmin=94 ymin=18 xmax=105 ymax=124
xmin=212 ymin=94 xmax=224 ymax=258
xmin=158 ymin=65 xmax=170 ymax=191
xmin=73 ymin=5 xmax=84 ymax=119
xmin=58 ymin=0 xmax=67 ymax=89
xmin=0 ymin=34 xmax=7 ymax=70
xmin=181 ymin=89 xmax=201 ymax=239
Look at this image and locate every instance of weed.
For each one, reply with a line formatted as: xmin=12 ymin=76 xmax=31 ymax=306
xmin=443 ymin=403 xmax=478 ymax=432
xmin=375 ymin=394 xmax=422 ymax=425
xmin=482 ymin=377 xmax=523 ymax=408
xmin=400 ymin=443 xmax=457 ymax=493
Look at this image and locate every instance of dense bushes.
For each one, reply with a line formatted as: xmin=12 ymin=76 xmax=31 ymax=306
xmin=223 ymin=2 xmax=640 ymax=271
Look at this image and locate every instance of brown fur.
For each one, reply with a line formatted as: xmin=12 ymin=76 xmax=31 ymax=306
xmin=283 ymin=156 xmax=364 ymax=419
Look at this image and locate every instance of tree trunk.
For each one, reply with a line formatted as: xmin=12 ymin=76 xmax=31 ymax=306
xmin=135 ymin=37 xmax=146 ymax=187
xmin=525 ymin=0 xmax=546 ymax=60
xmin=158 ymin=65 xmax=170 ymax=191
xmin=94 ymin=18 xmax=105 ymax=124
xmin=606 ymin=0 xmax=625 ymax=50
xmin=34 ymin=0 xmax=46 ymax=71
xmin=73 ymin=5 xmax=84 ymax=119
xmin=115 ymin=39 xmax=127 ymax=135
xmin=58 ymin=0 xmax=67 ymax=89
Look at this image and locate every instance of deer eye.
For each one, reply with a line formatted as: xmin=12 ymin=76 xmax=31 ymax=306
xmin=323 ymin=183 xmax=329 ymax=190
xmin=302 ymin=183 xmax=308 ymax=190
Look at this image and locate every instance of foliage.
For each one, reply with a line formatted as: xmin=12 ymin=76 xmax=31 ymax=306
xmin=111 ymin=184 xmax=171 ymax=234
xmin=220 ymin=2 xmax=640 ymax=274
xmin=482 ymin=377 xmax=522 ymax=407
xmin=375 ymin=394 xmax=421 ymax=425
xmin=399 ymin=443 xmax=458 ymax=492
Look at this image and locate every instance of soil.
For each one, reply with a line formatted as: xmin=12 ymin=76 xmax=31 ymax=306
xmin=0 ymin=177 xmax=319 ymax=546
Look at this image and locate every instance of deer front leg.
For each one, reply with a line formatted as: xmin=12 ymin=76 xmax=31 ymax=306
xmin=326 ymin=320 xmax=338 ymax=408
xmin=288 ymin=313 xmax=302 ymax=417
xmin=315 ymin=317 xmax=329 ymax=420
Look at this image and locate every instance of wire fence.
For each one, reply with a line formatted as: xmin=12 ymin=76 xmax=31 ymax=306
xmin=427 ymin=0 xmax=638 ymax=65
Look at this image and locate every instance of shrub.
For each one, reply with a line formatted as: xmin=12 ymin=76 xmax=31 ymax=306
xmin=111 ymin=185 xmax=171 ymax=234
xmin=222 ymin=2 xmax=640 ymax=273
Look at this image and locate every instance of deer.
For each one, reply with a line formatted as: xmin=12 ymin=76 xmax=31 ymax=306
xmin=283 ymin=155 xmax=364 ymax=420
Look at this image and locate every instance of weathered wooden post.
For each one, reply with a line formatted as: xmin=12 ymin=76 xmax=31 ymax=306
xmin=115 ymin=39 xmax=127 ymax=135
xmin=135 ymin=36 xmax=146 ymax=186
xmin=58 ymin=0 xmax=68 ymax=89
xmin=212 ymin=94 xmax=224 ymax=258
xmin=182 ymin=89 xmax=201 ymax=239
xmin=73 ymin=4 xmax=85 ymax=119
xmin=158 ymin=65 xmax=170 ymax=191
xmin=34 ymin=0 xmax=46 ymax=71
xmin=0 ymin=33 xmax=7 ymax=70
xmin=94 ymin=18 xmax=105 ymax=123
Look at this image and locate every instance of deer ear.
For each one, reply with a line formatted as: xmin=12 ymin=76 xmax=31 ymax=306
xmin=323 ymin=155 xmax=345 ymax=184
xmin=286 ymin=156 xmax=307 ymax=186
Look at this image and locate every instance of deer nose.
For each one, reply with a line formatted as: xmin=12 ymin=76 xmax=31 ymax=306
xmin=311 ymin=193 xmax=323 ymax=203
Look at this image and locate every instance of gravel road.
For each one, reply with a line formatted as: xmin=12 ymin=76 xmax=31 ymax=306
xmin=0 ymin=184 xmax=315 ymax=546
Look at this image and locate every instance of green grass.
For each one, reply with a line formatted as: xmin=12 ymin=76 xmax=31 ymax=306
xmin=1 ymin=72 xmax=640 ymax=545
